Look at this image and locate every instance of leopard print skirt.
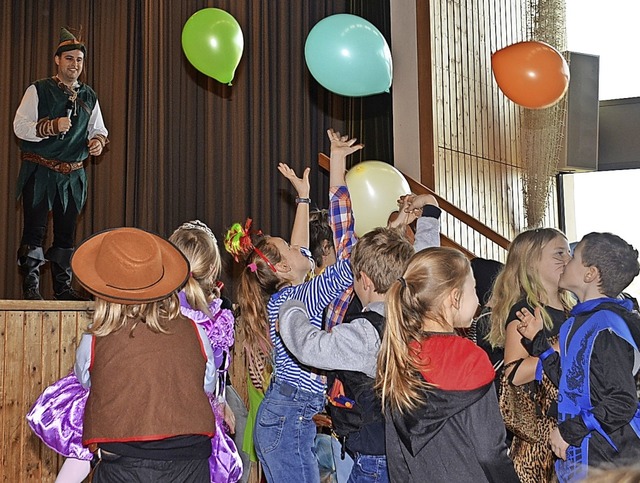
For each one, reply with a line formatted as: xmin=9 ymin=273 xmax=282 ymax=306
xmin=509 ymin=343 xmax=559 ymax=483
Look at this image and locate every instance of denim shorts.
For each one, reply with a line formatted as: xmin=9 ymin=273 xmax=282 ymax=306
xmin=254 ymin=379 xmax=325 ymax=483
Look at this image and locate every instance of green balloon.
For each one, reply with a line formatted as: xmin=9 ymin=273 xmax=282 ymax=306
xmin=182 ymin=8 xmax=244 ymax=84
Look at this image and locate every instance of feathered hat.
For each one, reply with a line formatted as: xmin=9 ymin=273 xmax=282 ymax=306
xmin=55 ymin=27 xmax=86 ymax=56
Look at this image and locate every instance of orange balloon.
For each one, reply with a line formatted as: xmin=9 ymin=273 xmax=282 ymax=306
xmin=491 ymin=41 xmax=570 ymax=109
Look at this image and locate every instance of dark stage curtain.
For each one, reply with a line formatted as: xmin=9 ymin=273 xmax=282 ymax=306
xmin=348 ymin=0 xmax=393 ymax=167
xmin=0 ymin=0 xmax=391 ymax=299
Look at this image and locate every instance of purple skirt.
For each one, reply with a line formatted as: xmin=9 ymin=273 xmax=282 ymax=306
xmin=27 ymin=373 xmax=243 ymax=482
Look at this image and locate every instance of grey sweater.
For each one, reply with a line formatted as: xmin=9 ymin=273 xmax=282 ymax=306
xmin=278 ymin=210 xmax=442 ymax=377
xmin=278 ymin=300 xmax=385 ymax=378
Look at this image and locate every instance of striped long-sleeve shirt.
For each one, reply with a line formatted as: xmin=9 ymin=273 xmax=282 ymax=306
xmin=267 ymin=186 xmax=355 ymax=393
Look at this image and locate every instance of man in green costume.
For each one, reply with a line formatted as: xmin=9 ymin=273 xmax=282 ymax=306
xmin=13 ymin=28 xmax=109 ymax=300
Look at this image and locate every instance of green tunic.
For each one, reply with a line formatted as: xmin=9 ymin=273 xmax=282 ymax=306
xmin=16 ymin=78 xmax=97 ymax=212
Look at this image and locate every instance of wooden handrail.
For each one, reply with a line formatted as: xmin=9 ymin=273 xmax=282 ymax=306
xmin=0 ymin=300 xmax=94 ymax=310
xmin=440 ymin=234 xmax=476 ymax=259
xmin=318 ymin=153 xmax=511 ymax=252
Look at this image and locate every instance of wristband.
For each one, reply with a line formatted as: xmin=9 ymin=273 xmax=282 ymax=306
xmin=295 ymin=197 xmax=311 ymax=204
xmin=535 ymin=347 xmax=555 ymax=382
xmin=422 ymin=205 xmax=442 ymax=219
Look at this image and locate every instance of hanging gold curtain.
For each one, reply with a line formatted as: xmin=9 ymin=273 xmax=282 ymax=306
xmin=520 ymin=0 xmax=568 ymax=228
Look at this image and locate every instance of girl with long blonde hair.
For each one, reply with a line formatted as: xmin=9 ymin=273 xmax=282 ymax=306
xmin=488 ymin=227 xmax=574 ymax=482
xmin=170 ymin=220 xmax=242 ymax=482
xmin=377 ymin=247 xmax=518 ymax=482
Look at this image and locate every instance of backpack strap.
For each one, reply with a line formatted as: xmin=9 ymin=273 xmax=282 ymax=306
xmin=343 ymin=310 xmax=385 ymax=338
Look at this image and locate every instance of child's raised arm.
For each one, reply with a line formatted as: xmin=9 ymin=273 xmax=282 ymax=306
xmin=402 ymin=193 xmax=439 ymax=215
xmin=388 ymin=196 xmax=420 ymax=230
xmin=326 ymin=128 xmax=363 ymax=260
xmin=278 ymin=162 xmax=310 ymax=248
xmin=327 ymin=128 xmax=363 ymax=188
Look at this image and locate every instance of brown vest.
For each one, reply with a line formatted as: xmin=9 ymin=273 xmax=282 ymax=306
xmin=83 ymin=315 xmax=215 ymax=445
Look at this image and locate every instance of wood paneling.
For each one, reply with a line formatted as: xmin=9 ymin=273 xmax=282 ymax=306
xmin=425 ymin=0 xmax=559 ymax=261
xmin=0 ymin=301 xmax=259 ymax=483
xmin=0 ymin=301 xmax=90 ymax=482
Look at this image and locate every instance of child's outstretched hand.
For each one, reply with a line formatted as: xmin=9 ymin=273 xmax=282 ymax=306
xmin=515 ymin=307 xmax=543 ymax=341
xmin=401 ymin=193 xmax=438 ymax=213
xmin=396 ymin=193 xmax=439 ymax=220
xmin=327 ymin=128 xmax=364 ymax=158
xmin=388 ymin=196 xmax=419 ymax=230
xmin=278 ymin=163 xmax=310 ymax=198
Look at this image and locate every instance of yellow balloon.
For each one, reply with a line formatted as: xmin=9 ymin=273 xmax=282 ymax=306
xmin=345 ymin=161 xmax=411 ymax=237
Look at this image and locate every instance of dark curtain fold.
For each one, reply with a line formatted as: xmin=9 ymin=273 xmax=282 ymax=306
xmin=348 ymin=0 xmax=394 ymax=168
xmin=0 ymin=0 xmax=391 ymax=299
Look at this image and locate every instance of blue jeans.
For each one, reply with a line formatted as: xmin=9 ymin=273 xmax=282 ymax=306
xmin=347 ymin=453 xmax=389 ymax=483
xmin=254 ymin=379 xmax=325 ymax=483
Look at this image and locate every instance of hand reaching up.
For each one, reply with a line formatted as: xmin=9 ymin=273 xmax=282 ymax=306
xmin=398 ymin=193 xmax=439 ymax=216
xmin=278 ymin=163 xmax=310 ymax=198
xmin=327 ymin=128 xmax=363 ymax=187
xmin=327 ymin=128 xmax=364 ymax=158
xmin=388 ymin=196 xmax=419 ymax=230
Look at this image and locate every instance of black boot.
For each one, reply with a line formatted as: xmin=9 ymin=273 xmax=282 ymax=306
xmin=46 ymin=247 xmax=88 ymax=301
xmin=17 ymin=245 xmax=45 ymax=300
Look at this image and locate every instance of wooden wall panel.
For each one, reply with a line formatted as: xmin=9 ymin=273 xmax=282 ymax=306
xmin=0 ymin=302 xmax=90 ymax=482
xmin=0 ymin=300 xmax=261 ymax=483
xmin=38 ymin=311 xmax=63 ymax=479
xmin=427 ymin=0 xmax=560 ymax=261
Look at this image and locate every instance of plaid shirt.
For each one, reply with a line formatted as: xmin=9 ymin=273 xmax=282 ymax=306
xmin=325 ymin=185 xmax=356 ymax=331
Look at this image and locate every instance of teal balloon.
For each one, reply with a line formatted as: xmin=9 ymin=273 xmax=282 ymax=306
xmin=181 ymin=8 xmax=244 ymax=84
xmin=305 ymin=14 xmax=392 ymax=97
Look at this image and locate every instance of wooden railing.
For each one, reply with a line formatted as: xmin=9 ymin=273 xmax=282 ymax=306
xmin=318 ymin=153 xmax=511 ymax=256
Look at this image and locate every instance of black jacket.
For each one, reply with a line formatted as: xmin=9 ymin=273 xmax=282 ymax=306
xmin=385 ymin=334 xmax=519 ymax=482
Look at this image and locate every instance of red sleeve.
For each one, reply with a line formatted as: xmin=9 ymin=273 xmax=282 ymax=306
xmin=188 ymin=319 xmax=209 ymax=361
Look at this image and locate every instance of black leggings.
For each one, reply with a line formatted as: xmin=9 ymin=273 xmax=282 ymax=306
xmin=20 ymin=173 xmax=79 ymax=249
xmin=92 ymin=453 xmax=210 ymax=483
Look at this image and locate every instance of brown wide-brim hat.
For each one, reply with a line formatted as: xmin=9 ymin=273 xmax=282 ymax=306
xmin=71 ymin=227 xmax=190 ymax=305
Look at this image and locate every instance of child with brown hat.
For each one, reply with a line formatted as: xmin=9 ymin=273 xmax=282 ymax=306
xmin=71 ymin=226 xmax=217 ymax=480
xmin=27 ymin=225 xmax=231 ymax=482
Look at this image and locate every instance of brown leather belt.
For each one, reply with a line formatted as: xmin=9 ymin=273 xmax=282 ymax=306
xmin=22 ymin=152 xmax=84 ymax=174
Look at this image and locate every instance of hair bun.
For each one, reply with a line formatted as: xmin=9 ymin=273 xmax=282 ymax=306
xmin=224 ymin=219 xmax=256 ymax=262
